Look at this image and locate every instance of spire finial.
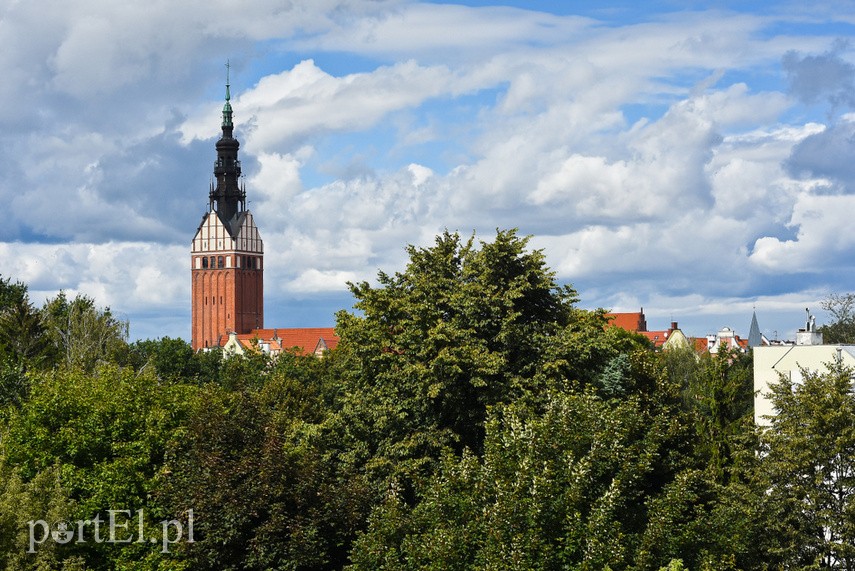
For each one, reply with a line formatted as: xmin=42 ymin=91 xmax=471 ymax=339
xmin=222 ymin=60 xmax=233 ymax=128
xmin=225 ymin=60 xmax=231 ymax=101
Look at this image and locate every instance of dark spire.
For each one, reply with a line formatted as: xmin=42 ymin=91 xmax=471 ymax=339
xmin=209 ymin=60 xmax=246 ymax=231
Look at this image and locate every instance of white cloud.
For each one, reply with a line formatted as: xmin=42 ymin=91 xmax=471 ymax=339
xmin=251 ymin=150 xmax=308 ymax=208
xmin=181 ymin=59 xmax=483 ymax=151
xmin=750 ymin=193 xmax=855 ymax=272
xmin=286 ymin=269 xmax=360 ymax=293
xmin=0 ymin=241 xmax=187 ymax=312
xmin=291 ymin=3 xmax=592 ymax=57
xmin=3 ymin=0 xmax=855 ymax=342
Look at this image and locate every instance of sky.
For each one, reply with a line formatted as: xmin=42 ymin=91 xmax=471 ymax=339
xmin=2 ymin=0 xmax=855 ymax=342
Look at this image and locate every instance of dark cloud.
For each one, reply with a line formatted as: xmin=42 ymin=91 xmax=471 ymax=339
xmin=782 ymin=42 xmax=855 ymax=109
xmin=96 ymin=131 xmax=220 ymax=244
xmin=786 ymin=121 xmax=855 ymax=189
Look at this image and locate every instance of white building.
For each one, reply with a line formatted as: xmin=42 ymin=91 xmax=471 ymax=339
xmin=753 ymin=309 xmax=855 ymax=425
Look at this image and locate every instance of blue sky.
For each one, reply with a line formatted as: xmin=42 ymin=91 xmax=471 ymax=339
xmin=2 ymin=0 xmax=855 ymax=342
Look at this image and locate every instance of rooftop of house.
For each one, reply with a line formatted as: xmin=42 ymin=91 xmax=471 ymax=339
xmin=607 ymin=311 xmax=758 ymax=353
xmin=604 ymin=310 xmax=648 ymax=333
xmin=218 ymin=327 xmax=339 ymax=357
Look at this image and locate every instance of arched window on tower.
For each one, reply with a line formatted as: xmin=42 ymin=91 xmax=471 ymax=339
xmin=202 ymin=257 xmax=209 ymax=269
xmin=218 ymin=256 xmax=224 ymax=268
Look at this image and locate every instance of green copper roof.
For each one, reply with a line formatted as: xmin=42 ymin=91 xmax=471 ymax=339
xmin=222 ymin=100 xmax=233 ymax=127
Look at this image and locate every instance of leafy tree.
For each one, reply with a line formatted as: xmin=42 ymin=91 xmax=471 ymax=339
xmin=333 ymin=230 xmax=580 ymax=485
xmin=41 ymin=292 xmax=129 ymax=371
xmin=158 ymin=365 xmax=366 ymax=570
xmin=0 ymin=276 xmax=49 ymax=409
xmin=761 ymin=361 xmax=855 ymax=569
xmin=0 ymin=364 xmax=196 ymax=569
xmin=0 ymin=275 xmax=52 ymax=375
xmin=0 ymin=275 xmax=27 ymax=311
xmin=540 ymin=310 xmax=652 ymax=397
xmin=127 ymin=336 xmax=198 ymax=382
xmin=671 ymin=348 xmax=755 ymax=483
xmin=0 ymin=464 xmax=87 ymax=571
xmin=0 ymin=360 xmax=28 ymax=411
xmin=819 ymin=292 xmax=855 ymax=343
xmin=639 ymin=348 xmax=768 ymax=570
xmin=350 ymin=383 xmax=695 ymax=571
xmin=0 ymin=296 xmax=51 ymax=371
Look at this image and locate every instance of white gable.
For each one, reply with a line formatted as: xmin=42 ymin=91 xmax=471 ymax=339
xmin=191 ymin=211 xmax=263 ymax=254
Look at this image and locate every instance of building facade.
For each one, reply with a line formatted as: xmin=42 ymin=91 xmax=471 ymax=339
xmin=191 ymin=78 xmax=263 ymax=350
xmin=752 ymin=310 xmax=852 ymax=426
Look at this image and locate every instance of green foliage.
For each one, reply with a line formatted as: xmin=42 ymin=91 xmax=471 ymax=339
xmin=539 ymin=308 xmax=648 ymax=395
xmin=0 ymin=296 xmax=51 ymax=371
xmin=41 ymin=292 xmax=129 ymax=371
xmin=0 ymin=364 xmax=196 ymax=569
xmin=157 ymin=366 xmax=366 ymax=570
xmin=127 ymin=337 xmax=199 ymax=383
xmin=1 ymin=236 xmax=851 ymax=570
xmin=0 ymin=274 xmax=28 ymax=311
xmin=819 ymin=293 xmax=855 ymax=344
xmin=669 ymin=348 xmax=755 ymax=482
xmin=0 ymin=464 xmax=87 ymax=570
xmin=761 ymin=362 xmax=855 ymax=569
xmin=0 ymin=275 xmax=52 ymax=375
xmin=333 ymin=229 xmax=581 ymax=483
xmin=0 ymin=358 xmax=29 ymax=411
xmin=351 ymin=385 xmax=695 ymax=570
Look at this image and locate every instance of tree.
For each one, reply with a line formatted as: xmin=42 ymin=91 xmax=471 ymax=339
xmin=0 ymin=275 xmax=52 ymax=373
xmin=41 ymin=292 xmax=128 ymax=371
xmin=820 ymin=293 xmax=855 ymax=344
xmin=127 ymin=336 xmax=198 ymax=382
xmin=0 ymin=277 xmax=49 ymax=409
xmin=157 ymin=366 xmax=366 ymax=570
xmin=0 ymin=275 xmax=27 ymax=311
xmin=0 ymin=296 xmax=51 ymax=371
xmin=350 ymin=385 xmax=696 ymax=570
xmin=332 ymin=229 xmax=581 ymax=488
xmin=669 ymin=348 xmax=755 ymax=484
xmin=0 ymin=364 xmax=196 ymax=569
xmin=760 ymin=361 xmax=855 ymax=569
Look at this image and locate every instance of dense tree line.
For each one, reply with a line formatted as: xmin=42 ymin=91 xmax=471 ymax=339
xmin=0 ymin=231 xmax=852 ymax=570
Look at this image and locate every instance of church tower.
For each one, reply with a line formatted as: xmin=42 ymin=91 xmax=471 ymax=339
xmin=191 ymin=71 xmax=263 ymax=351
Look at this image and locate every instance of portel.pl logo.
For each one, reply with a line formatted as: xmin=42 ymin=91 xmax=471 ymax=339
xmin=28 ymin=509 xmax=194 ymax=554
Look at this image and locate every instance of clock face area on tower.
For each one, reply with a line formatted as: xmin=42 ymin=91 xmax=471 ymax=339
xmin=190 ymin=78 xmax=264 ymax=351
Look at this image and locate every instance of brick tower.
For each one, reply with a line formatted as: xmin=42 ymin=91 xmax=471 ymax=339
xmin=191 ymin=72 xmax=263 ymax=350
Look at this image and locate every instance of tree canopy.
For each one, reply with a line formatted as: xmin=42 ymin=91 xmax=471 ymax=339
xmin=0 ymin=237 xmax=850 ymax=570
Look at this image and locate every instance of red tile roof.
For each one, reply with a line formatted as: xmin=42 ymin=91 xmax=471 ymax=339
xmin=219 ymin=327 xmax=339 ymax=356
xmin=605 ymin=311 xmax=647 ymax=333
xmin=638 ymin=330 xmax=668 ymax=347
xmin=253 ymin=328 xmax=338 ymax=354
xmin=693 ymin=337 xmax=710 ymax=354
